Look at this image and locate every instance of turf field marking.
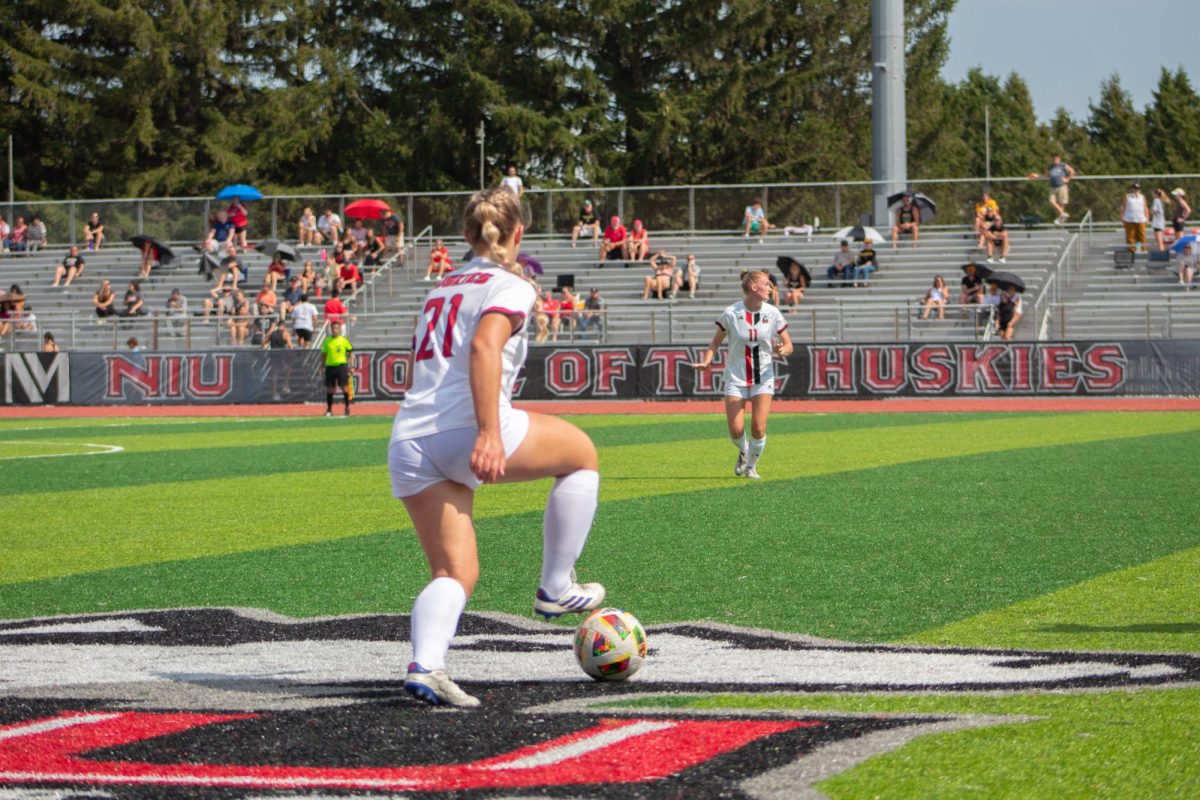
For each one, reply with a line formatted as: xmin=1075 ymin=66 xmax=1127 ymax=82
xmin=0 ymin=441 xmax=124 ymax=459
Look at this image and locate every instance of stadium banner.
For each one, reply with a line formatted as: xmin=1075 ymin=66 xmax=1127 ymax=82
xmin=5 ymin=341 xmax=1200 ymax=405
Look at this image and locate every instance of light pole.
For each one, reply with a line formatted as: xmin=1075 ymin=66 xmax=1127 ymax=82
xmin=476 ymin=121 xmax=486 ymax=189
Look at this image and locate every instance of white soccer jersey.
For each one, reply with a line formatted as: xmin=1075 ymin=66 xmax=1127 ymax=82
xmin=716 ymin=301 xmax=788 ymax=388
xmin=391 ymin=257 xmax=537 ymax=442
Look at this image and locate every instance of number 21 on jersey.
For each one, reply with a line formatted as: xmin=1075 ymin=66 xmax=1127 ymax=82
xmin=414 ymin=293 xmax=464 ymax=361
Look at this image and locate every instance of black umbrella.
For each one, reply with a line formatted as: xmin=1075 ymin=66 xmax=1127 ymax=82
xmin=776 ymin=256 xmax=812 ymax=285
xmin=257 ymin=240 xmax=298 ymax=261
xmin=886 ymin=191 xmax=937 ymax=223
xmin=130 ymin=235 xmax=175 ymax=263
xmin=197 ymin=252 xmax=222 ymax=279
xmin=961 ymin=262 xmax=993 ymax=280
xmin=987 ymin=271 xmax=1026 ymax=293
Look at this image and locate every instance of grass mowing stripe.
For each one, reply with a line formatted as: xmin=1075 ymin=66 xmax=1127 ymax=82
xmin=905 ymin=544 xmax=1200 ymax=653
xmin=4 ymin=430 xmax=1198 ymax=645
xmin=616 ymin=690 xmax=1200 ymax=800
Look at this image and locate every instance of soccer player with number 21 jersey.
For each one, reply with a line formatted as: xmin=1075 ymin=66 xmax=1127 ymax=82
xmin=388 ymin=189 xmax=606 ymax=707
xmin=692 ymin=269 xmax=793 ymax=479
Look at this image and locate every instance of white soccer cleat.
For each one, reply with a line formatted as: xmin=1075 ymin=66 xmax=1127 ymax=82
xmin=734 ymin=451 xmax=749 ymax=476
xmin=534 ymin=574 xmax=606 ymax=619
xmin=744 ymin=467 xmax=762 ymax=480
xmin=404 ymin=662 xmax=480 ymax=707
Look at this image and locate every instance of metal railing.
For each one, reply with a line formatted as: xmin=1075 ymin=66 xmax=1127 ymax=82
xmin=7 ymin=173 xmax=1200 ymax=251
xmin=1045 ymin=298 xmax=1200 ymax=340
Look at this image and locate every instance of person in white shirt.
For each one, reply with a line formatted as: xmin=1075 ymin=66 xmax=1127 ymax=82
xmin=1120 ymin=182 xmax=1148 ymax=253
xmin=317 ymin=209 xmax=342 ymax=245
xmin=290 ymin=294 xmax=318 ymax=347
xmin=389 ymin=188 xmax=605 ymax=707
xmin=691 ymin=270 xmax=793 ymax=480
xmin=499 ymin=164 xmax=524 ymax=197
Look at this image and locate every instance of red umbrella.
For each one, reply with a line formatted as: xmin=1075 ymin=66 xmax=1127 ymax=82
xmin=343 ymin=198 xmax=393 ymax=219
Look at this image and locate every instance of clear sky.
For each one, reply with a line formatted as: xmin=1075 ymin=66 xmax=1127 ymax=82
xmin=942 ymin=0 xmax=1200 ymax=122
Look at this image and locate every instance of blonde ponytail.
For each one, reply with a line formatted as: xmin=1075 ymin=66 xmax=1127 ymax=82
xmin=464 ymin=188 xmax=524 ymax=277
xmin=740 ymin=269 xmax=768 ymax=293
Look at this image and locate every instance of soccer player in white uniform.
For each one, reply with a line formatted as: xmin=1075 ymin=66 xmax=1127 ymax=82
xmin=389 ymin=188 xmax=605 ymax=707
xmin=692 ymin=269 xmax=793 ymax=479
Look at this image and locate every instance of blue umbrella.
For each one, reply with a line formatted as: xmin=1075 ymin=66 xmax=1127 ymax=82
xmin=216 ymin=184 xmax=263 ymax=201
xmin=1171 ymin=234 xmax=1198 ymax=253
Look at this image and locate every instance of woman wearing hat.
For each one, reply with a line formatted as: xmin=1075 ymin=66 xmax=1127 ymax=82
xmin=1120 ymin=183 xmax=1148 ymax=253
xmin=1151 ymin=189 xmax=1170 ymax=252
xmin=1171 ymin=189 xmax=1191 ymax=238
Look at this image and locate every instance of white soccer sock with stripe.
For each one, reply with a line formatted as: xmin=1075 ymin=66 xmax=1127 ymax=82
xmin=746 ymin=436 xmax=766 ymax=468
xmin=539 ymin=469 xmax=600 ymax=599
xmin=732 ymin=432 xmax=748 ymax=454
xmin=410 ymin=576 xmax=467 ymax=671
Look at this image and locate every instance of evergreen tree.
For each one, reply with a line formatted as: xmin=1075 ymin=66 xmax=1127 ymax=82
xmin=1086 ymin=74 xmax=1147 ymax=175
xmin=1144 ymin=67 xmax=1200 ymax=174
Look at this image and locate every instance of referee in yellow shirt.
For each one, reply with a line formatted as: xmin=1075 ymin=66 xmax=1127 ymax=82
xmin=321 ymin=320 xmax=353 ymax=416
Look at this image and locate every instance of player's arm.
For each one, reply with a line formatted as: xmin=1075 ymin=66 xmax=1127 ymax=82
xmin=774 ymin=327 xmax=793 ymax=358
xmin=692 ymin=326 xmax=727 ymax=369
xmin=469 ymin=312 xmax=521 ymax=483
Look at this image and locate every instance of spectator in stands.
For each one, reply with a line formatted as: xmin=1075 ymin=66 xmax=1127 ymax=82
xmin=121 ymin=280 xmax=147 ymax=317
xmin=676 ymin=253 xmax=701 ymax=299
xmin=324 ymin=288 xmax=348 ymax=325
xmin=203 ymin=286 xmax=234 ymax=321
xmin=559 ymin=286 xmax=581 ymax=336
xmin=1171 ymin=188 xmax=1191 ymax=238
xmin=1119 ymin=182 xmax=1148 ymax=253
xmin=291 ymin=292 xmax=318 ymax=347
xmin=781 ymin=260 xmax=807 ymax=308
xmin=572 ymin=200 xmax=600 ymax=248
xmin=51 ymin=245 xmax=85 ymax=288
xmin=743 ymin=198 xmax=772 ymax=241
xmin=424 ymin=239 xmax=452 ymax=280
xmin=0 ymin=285 xmax=26 ymax=336
xmin=891 ymin=194 xmax=919 ymax=249
xmin=981 ymin=211 xmax=1010 ymax=263
xmin=93 ymin=280 xmax=117 ymax=318
xmin=7 ymin=216 xmax=27 ymax=252
xmin=363 ymin=229 xmax=386 ymax=268
xmin=973 ymin=190 xmax=999 ymax=240
xmin=228 ymin=290 xmax=251 ymax=345
xmin=540 ymin=289 xmax=562 ymax=341
xmin=318 ymin=208 xmax=343 ymax=245
xmin=298 ymin=260 xmax=321 ymax=296
xmin=826 ymin=240 xmax=855 ymax=286
xmin=601 ymin=215 xmax=627 ymax=262
xmin=0 ymin=215 xmax=9 ymax=252
xmin=42 ymin=332 xmax=59 ymax=353
xmin=997 ymin=284 xmax=1022 ymax=340
xmin=349 ymin=219 xmax=370 ymax=257
xmin=165 ymin=287 xmax=188 ymax=331
xmin=227 ymin=198 xmax=250 ymax=249
xmin=1027 ymin=153 xmax=1075 ymax=224
xmin=82 ymin=212 xmax=105 ymax=250
xmin=920 ymin=275 xmax=948 ymax=321
xmin=854 ymin=239 xmax=878 ymax=287
xmin=264 ymin=316 xmax=294 ymax=351
xmin=264 ymin=251 xmax=289 ymax=290
xmin=981 ymin=281 xmax=1002 ymax=319
xmin=205 ymin=210 xmax=235 ymax=253
xmin=25 ymin=216 xmax=47 ymax=252
xmin=280 ymin=276 xmax=304 ymax=316
xmin=532 ymin=294 xmax=550 ymax=343
xmin=338 ymin=259 xmax=363 ymax=294
xmin=255 ymin=278 xmax=278 ymax=317
xmin=126 ymin=337 xmax=146 ymax=369
xmin=628 ymin=219 xmax=650 ymax=261
xmin=581 ymin=287 xmax=606 ymax=335
xmin=1178 ymin=243 xmax=1197 ymax=290
xmin=209 ymin=243 xmax=245 ymax=294
xmin=959 ymin=263 xmax=985 ymax=305
xmin=1151 ymin=188 xmax=1170 ymax=252
xmin=500 ymin=164 xmax=525 ymax=197
xmin=382 ymin=210 xmax=404 ymax=256
xmin=641 ymin=250 xmax=676 ymax=300
xmin=137 ymin=239 xmax=161 ymax=279
xmin=299 ymin=207 xmax=321 ymax=245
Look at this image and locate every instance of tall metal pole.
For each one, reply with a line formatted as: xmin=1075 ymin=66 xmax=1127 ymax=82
xmin=985 ymin=106 xmax=991 ymax=187
xmin=7 ymin=135 xmax=12 ymax=223
xmin=870 ymin=0 xmax=907 ymax=227
xmin=476 ymin=121 xmax=486 ymax=190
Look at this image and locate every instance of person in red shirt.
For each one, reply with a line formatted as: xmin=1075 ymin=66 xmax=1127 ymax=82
xmin=423 ymin=239 xmax=453 ymax=280
xmin=228 ymin=199 xmax=250 ymax=248
xmin=628 ymin=219 xmax=649 ymax=261
xmin=540 ymin=288 xmax=563 ymax=342
xmin=338 ymin=261 xmax=363 ymax=294
xmin=601 ymin=216 xmax=627 ymax=262
xmin=265 ymin=252 xmax=289 ymax=289
xmin=324 ymin=289 xmax=348 ymax=324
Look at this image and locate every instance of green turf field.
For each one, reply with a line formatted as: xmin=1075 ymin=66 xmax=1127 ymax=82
xmin=2 ymin=411 xmax=1199 ymax=798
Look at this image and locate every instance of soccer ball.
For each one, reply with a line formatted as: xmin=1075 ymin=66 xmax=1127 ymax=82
xmin=573 ymin=607 xmax=648 ymax=681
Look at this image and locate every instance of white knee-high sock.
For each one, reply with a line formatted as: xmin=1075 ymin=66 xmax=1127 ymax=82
xmin=410 ymin=576 xmax=467 ymax=671
xmin=732 ymin=432 xmax=748 ymax=454
xmin=747 ymin=436 xmax=766 ymax=468
xmin=540 ymin=469 xmax=600 ymax=599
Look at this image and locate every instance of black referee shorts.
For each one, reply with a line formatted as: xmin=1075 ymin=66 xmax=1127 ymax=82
xmin=324 ymin=364 xmax=349 ymax=389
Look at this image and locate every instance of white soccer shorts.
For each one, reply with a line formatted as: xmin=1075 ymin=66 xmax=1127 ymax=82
xmin=388 ymin=410 xmax=530 ymax=498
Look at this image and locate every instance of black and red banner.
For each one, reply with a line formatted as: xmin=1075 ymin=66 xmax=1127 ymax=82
xmin=4 ymin=341 xmax=1200 ymax=405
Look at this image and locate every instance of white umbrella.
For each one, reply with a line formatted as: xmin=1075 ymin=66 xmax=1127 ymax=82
xmin=831 ymin=225 xmax=884 ymax=243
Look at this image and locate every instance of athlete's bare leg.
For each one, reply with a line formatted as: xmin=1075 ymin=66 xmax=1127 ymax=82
xmin=502 ymin=412 xmax=598 ymax=481
xmin=749 ymin=393 xmax=772 ymax=439
xmin=724 ymin=396 xmax=746 ymax=441
xmin=402 ymin=481 xmax=479 ymax=596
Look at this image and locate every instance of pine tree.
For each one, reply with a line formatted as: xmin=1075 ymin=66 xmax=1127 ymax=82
xmin=1086 ymin=75 xmax=1147 ymax=175
xmin=1144 ymin=67 xmax=1200 ymax=174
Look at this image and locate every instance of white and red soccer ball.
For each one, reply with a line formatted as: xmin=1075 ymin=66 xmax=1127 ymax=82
xmin=573 ymin=608 xmax=648 ymax=681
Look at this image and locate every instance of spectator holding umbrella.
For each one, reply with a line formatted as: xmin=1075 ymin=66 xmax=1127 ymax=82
xmin=988 ymin=271 xmax=1026 ymax=340
xmin=776 ymin=257 xmax=810 ymax=309
xmin=959 ymin=262 xmax=989 ymax=305
xmin=132 ymin=235 xmax=173 ymax=279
